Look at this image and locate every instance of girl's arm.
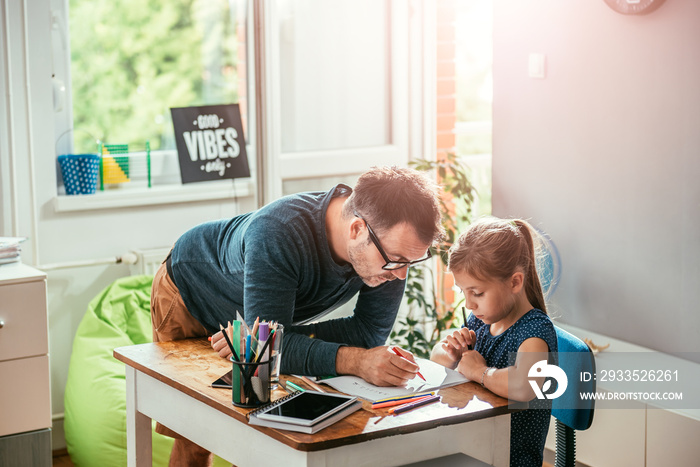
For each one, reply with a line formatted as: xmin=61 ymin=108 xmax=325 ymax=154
xmin=430 ymin=328 xmax=476 ymax=369
xmin=457 ymin=337 xmax=550 ymax=401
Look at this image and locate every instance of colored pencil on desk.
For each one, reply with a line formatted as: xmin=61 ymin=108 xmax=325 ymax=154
xmin=389 ymin=394 xmax=441 ymax=415
xmin=373 ymin=391 xmax=436 ymax=404
xmin=286 ymin=381 xmax=305 ymax=392
xmin=372 ymin=393 xmax=436 ymax=409
xmin=384 ymin=395 xmax=433 ymax=412
xmin=299 ymin=375 xmax=327 ymax=393
xmin=391 ymin=347 xmax=426 ymax=381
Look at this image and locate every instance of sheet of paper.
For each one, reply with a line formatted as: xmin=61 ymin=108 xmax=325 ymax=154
xmin=319 ymin=357 xmax=469 ymax=402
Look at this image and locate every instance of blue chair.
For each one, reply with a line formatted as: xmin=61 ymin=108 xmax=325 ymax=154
xmin=552 ymin=326 xmax=596 ymax=467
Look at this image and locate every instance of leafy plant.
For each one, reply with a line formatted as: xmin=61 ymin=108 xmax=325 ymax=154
xmin=69 ymin=0 xmax=239 ymax=152
xmin=390 ymin=153 xmax=476 ymax=358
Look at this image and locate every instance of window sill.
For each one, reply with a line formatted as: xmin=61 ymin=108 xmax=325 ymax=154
xmin=53 ymin=179 xmax=254 ymax=212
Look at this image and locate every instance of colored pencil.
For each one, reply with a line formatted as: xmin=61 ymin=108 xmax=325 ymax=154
xmin=373 ymin=391 xmax=436 ymax=404
xmin=462 ymin=306 xmax=473 ymax=350
xmin=389 ymin=394 xmax=441 ymax=415
xmin=372 ymin=393 xmax=436 ymax=409
xmin=286 ymin=381 xmax=305 ymax=392
xmin=386 ymin=395 xmax=433 ymax=413
xmin=253 ymin=329 xmax=275 ymax=364
xmin=218 ymin=323 xmax=241 ymax=362
xmin=461 ymin=306 xmax=468 ymax=326
xmin=299 ymin=375 xmax=327 ymax=393
xmin=251 ymin=316 xmax=260 ymax=339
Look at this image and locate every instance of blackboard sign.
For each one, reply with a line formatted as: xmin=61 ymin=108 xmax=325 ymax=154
xmin=170 ymin=104 xmax=250 ymax=184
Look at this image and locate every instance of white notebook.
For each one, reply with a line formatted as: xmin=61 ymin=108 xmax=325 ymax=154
xmin=317 ymin=357 xmax=468 ymax=402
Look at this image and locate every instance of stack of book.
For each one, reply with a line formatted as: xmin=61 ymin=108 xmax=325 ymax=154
xmin=0 ymin=237 xmax=27 ymax=265
xmin=247 ymin=390 xmax=361 ymax=434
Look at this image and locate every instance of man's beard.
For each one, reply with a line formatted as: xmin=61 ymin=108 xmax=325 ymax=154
xmin=348 ymin=242 xmax=394 ymax=287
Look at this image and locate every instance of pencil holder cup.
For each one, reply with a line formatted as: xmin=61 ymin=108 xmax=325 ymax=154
xmin=58 ymin=154 xmax=100 ymax=195
xmin=231 ymin=357 xmax=271 ymax=408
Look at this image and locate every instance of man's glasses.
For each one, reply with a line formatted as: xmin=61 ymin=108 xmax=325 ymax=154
xmin=354 ymin=211 xmax=432 ymax=270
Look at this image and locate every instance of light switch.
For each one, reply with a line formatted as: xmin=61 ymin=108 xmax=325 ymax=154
xmin=529 ymin=53 xmax=546 ymax=79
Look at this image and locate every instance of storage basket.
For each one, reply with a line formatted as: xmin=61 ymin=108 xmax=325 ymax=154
xmin=98 ymin=142 xmax=151 ymax=190
xmin=58 ymin=154 xmax=100 ymax=195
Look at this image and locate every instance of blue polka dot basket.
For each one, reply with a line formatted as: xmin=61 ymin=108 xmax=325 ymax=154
xmin=58 ymin=154 xmax=100 ymax=195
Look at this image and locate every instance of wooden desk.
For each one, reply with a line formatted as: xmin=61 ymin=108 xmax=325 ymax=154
xmin=114 ymin=339 xmax=519 ymax=466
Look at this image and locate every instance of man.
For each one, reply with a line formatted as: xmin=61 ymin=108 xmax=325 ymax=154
xmin=151 ymin=165 xmax=444 ymax=466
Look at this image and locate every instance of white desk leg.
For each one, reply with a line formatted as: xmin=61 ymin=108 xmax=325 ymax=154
xmin=490 ymin=414 xmax=510 ymax=467
xmin=125 ymin=366 xmax=153 ymax=467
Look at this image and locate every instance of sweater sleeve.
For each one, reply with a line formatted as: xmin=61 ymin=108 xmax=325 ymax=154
xmin=239 ymin=215 xmax=349 ymax=376
xmin=305 ymin=279 xmax=405 ymax=350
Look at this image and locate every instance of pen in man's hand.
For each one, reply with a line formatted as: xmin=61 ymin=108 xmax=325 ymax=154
xmin=391 ymin=347 xmax=426 ymax=381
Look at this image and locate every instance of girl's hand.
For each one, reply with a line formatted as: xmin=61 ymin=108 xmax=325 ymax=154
xmin=456 ymin=349 xmax=487 ymax=382
xmin=440 ymin=328 xmax=476 ymax=364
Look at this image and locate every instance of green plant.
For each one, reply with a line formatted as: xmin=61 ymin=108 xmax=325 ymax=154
xmin=390 ymin=153 xmax=476 ymax=358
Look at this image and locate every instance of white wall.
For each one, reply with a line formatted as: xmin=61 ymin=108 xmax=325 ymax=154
xmin=492 ymin=0 xmax=700 ymax=359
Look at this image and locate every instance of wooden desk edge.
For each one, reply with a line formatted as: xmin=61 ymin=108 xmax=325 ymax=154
xmin=113 ymin=341 xmax=526 ymax=453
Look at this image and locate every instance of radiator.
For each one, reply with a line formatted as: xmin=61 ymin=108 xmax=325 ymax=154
xmin=127 ymin=247 xmax=171 ymax=276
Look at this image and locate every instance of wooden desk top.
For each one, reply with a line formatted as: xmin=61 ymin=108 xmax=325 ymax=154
xmin=114 ymin=338 xmax=521 ymax=452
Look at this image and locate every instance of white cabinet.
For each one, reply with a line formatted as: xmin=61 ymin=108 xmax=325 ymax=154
xmin=0 ymin=263 xmax=51 ymax=466
xmin=647 ymin=409 xmax=700 ymax=466
xmin=554 ymin=402 xmax=647 ymax=467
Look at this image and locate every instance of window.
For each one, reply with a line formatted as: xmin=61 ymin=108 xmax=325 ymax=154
xmin=53 ymin=0 xmax=253 ymax=197
xmin=258 ymin=0 xmax=411 ymax=202
xmin=50 ymin=0 xmax=415 ymax=209
xmin=455 ymin=0 xmax=492 ymax=219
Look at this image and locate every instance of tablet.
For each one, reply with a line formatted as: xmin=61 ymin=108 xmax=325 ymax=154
xmin=211 ymin=370 xmax=233 ymax=389
xmin=254 ymin=391 xmax=358 ymax=427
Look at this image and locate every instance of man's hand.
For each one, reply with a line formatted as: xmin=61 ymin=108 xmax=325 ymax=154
xmin=336 ymin=346 xmax=419 ymax=387
xmin=210 ymin=330 xmax=232 ymax=359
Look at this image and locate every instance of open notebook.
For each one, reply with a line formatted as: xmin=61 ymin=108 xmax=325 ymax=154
xmin=317 ymin=357 xmax=469 ymax=402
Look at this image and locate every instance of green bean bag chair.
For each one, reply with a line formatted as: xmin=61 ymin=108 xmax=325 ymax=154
xmin=64 ymin=275 xmax=228 ymax=466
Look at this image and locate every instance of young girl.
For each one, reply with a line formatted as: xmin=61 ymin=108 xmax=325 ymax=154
xmin=431 ymin=217 xmax=557 ymax=467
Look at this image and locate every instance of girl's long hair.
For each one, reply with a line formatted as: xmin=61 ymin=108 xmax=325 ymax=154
xmin=448 ymin=217 xmax=547 ymax=314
